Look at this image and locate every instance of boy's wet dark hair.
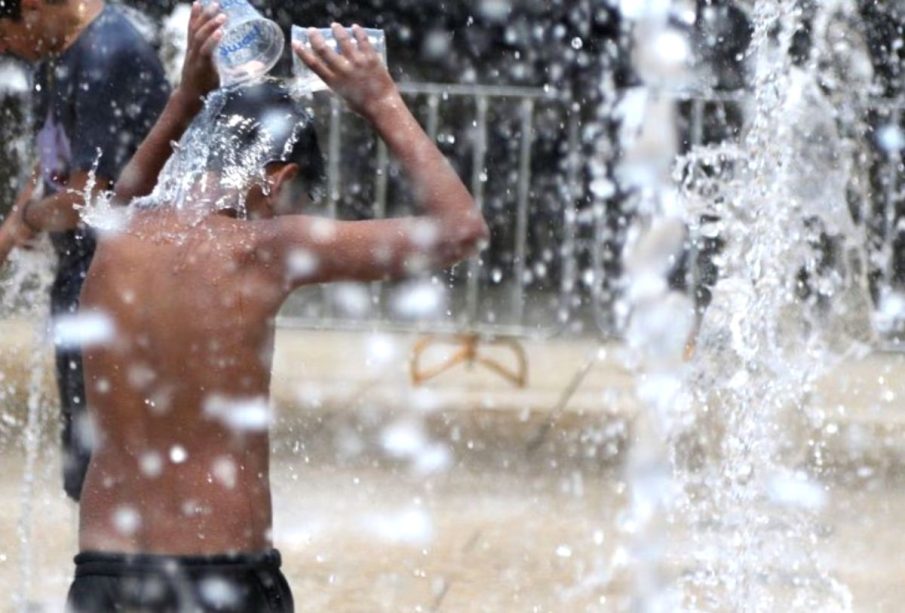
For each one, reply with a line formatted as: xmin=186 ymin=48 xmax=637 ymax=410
xmin=210 ymin=79 xmax=326 ymax=203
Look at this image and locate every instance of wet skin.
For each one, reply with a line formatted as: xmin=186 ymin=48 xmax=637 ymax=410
xmin=79 ymin=183 xmax=486 ymax=555
xmin=79 ymin=210 xmax=282 ymax=554
xmin=75 ymin=17 xmax=488 ymax=555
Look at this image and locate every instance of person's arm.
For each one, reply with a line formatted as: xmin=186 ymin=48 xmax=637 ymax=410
xmin=0 ymin=164 xmax=41 ymax=267
xmin=3 ymin=1 xmax=221 ymax=252
xmin=114 ymin=1 xmax=225 ymax=203
xmin=0 ymin=205 xmax=31 ymax=266
xmin=13 ymin=164 xmax=40 ymax=210
xmin=258 ymin=24 xmax=488 ymax=287
xmin=2 ymin=2 xmax=222 ymax=253
xmin=1 ymin=171 xmax=109 ymax=267
xmin=18 ymin=170 xmax=110 ymax=233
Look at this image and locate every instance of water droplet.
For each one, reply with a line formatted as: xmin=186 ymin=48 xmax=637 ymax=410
xmin=170 ymin=445 xmax=188 ymax=464
xmin=112 ymin=506 xmax=141 ymax=536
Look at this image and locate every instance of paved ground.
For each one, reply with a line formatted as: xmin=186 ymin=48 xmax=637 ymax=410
xmin=2 ymin=319 xmax=905 ymax=610
xmin=4 ymin=450 xmax=905 ymax=612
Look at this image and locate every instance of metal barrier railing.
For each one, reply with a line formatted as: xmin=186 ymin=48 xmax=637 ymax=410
xmin=872 ymin=101 xmax=905 ymax=296
xmin=278 ymin=82 xmax=582 ymax=343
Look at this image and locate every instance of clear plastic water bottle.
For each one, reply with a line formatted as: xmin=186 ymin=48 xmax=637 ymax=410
xmin=291 ymin=26 xmax=388 ymax=94
xmin=201 ymin=0 xmax=284 ymax=84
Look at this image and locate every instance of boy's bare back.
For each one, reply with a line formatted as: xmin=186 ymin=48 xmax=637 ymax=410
xmin=79 ymin=210 xmax=284 ymax=554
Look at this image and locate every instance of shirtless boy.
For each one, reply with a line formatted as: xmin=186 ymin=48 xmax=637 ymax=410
xmin=60 ymin=4 xmax=488 ymax=611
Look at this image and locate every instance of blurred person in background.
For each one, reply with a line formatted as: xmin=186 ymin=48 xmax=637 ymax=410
xmin=0 ymin=0 xmax=169 ymax=501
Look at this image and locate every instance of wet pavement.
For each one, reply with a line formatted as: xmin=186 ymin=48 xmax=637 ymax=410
xmin=2 ymin=320 xmax=905 ymax=610
xmin=3 ymin=450 xmax=905 ymax=611
xmin=0 ymin=451 xmax=629 ymax=612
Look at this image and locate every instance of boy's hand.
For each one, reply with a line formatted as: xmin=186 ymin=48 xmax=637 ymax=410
xmin=294 ymin=24 xmax=401 ymax=121
xmin=0 ymin=203 xmax=37 ymax=267
xmin=178 ymin=1 xmax=226 ymax=103
xmin=2 ymin=203 xmax=37 ymax=247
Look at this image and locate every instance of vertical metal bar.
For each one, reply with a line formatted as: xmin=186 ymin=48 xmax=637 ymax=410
xmin=560 ymin=107 xmax=581 ymax=332
xmin=373 ymin=141 xmax=390 ymax=220
xmin=424 ymin=94 xmax=443 ymax=325
xmin=327 ymin=96 xmax=343 ymax=218
xmin=690 ymin=98 xmax=705 ymax=147
xmin=466 ymin=96 xmax=489 ymax=327
xmin=421 ymin=95 xmax=442 ymax=321
xmin=714 ymin=101 xmax=729 ymax=135
xmin=686 ymin=221 xmax=702 ymax=315
xmin=512 ymin=98 xmax=535 ymax=325
xmin=324 ymin=96 xmax=344 ymax=319
xmin=686 ymin=98 xmax=705 ymax=310
xmin=370 ymin=136 xmax=390 ymax=308
xmin=426 ymin=94 xmax=441 ymax=142
xmin=882 ymin=107 xmax=902 ymax=292
xmin=591 ymin=185 xmax=610 ymax=335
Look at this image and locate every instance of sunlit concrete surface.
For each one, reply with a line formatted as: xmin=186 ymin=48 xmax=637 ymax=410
xmin=6 ymin=455 xmax=905 ymax=611
xmin=3 ymin=319 xmax=905 ymax=610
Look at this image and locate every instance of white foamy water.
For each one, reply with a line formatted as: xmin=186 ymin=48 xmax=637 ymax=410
xmin=80 ymin=80 xmax=318 ymax=233
xmin=613 ymin=0 xmax=873 ymax=609
xmin=203 ymin=394 xmax=272 ymax=432
xmin=0 ymin=61 xmax=29 ymax=96
xmin=390 ymin=280 xmax=446 ymax=320
xmin=363 ymin=507 xmax=434 ymax=546
xmin=51 ymin=311 xmax=116 ymax=350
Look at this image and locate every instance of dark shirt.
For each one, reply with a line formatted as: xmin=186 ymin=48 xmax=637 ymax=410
xmin=32 ymin=5 xmax=169 ymax=311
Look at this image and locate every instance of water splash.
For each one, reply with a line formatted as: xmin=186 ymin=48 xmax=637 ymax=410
xmin=615 ymin=0 xmax=875 ymax=609
xmin=609 ymin=5 xmax=695 ymax=611
xmin=12 ymin=328 xmax=49 ymax=611
xmin=0 ymin=245 xmax=54 ymax=610
xmin=83 ymin=79 xmax=316 ymax=231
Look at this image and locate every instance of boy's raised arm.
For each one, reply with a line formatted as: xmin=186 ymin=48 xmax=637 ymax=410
xmin=114 ymin=2 xmax=225 ymax=204
xmin=263 ymin=24 xmax=489 ymax=286
xmin=297 ymin=25 xmax=481 ymax=228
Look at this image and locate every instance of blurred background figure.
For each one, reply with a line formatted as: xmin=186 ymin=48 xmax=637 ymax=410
xmin=0 ymin=0 xmax=169 ymax=500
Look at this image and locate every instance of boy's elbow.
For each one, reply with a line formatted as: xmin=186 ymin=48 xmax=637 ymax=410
xmin=471 ymin=211 xmax=490 ymax=245
xmin=467 ymin=218 xmax=490 ymax=254
xmin=445 ymin=211 xmax=489 ymax=264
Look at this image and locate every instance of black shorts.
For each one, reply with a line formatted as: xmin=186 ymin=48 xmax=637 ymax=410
xmin=66 ymin=549 xmax=294 ymax=612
